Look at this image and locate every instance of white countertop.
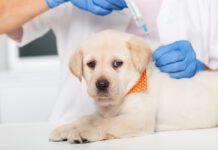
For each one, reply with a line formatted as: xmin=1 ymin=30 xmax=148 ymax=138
xmin=0 ymin=123 xmax=218 ymax=150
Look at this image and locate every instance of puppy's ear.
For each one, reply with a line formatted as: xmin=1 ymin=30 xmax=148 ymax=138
xmin=69 ymin=50 xmax=83 ymax=81
xmin=127 ymin=37 xmax=152 ymax=73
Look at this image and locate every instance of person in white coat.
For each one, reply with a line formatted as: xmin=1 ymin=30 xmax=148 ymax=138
xmin=0 ymin=0 xmax=216 ymax=123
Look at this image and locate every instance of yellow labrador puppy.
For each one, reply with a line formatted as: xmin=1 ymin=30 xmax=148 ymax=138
xmin=49 ymin=30 xmax=218 ymax=144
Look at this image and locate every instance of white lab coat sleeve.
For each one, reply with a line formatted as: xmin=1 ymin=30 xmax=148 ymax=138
xmin=207 ymin=0 xmax=218 ymax=70
xmin=18 ymin=4 xmax=67 ymax=46
xmin=19 ymin=20 xmax=50 ymax=46
xmin=19 ymin=15 xmax=51 ymax=46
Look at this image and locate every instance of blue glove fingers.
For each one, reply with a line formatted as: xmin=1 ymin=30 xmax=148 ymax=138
xmin=106 ymin=0 xmax=127 ymax=8
xmin=71 ymin=0 xmax=112 ymax=15
xmin=170 ymin=61 xmax=197 ymax=79
xmin=46 ymin=0 xmax=69 ymax=8
xmin=177 ymin=40 xmax=193 ymax=56
xmin=155 ymin=51 xmax=185 ymax=67
xmin=93 ymin=0 xmax=122 ymax=10
xmin=159 ymin=60 xmax=187 ymax=73
xmin=70 ymin=0 xmax=89 ymax=10
xmin=88 ymin=3 xmax=112 ymax=15
xmin=152 ymin=41 xmax=182 ymax=61
xmin=175 ymin=41 xmax=198 ymax=65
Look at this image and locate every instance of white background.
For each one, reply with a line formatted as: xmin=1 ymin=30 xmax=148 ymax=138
xmin=0 ymin=36 xmax=60 ymax=124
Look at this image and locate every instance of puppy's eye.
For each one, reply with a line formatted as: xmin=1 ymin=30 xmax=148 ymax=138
xmin=87 ymin=60 xmax=96 ymax=69
xmin=112 ymin=60 xmax=123 ymax=69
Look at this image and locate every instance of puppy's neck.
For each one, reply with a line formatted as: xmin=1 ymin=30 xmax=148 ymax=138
xmin=96 ymin=100 xmax=124 ymax=118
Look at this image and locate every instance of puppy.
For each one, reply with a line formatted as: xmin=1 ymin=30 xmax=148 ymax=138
xmin=49 ymin=30 xmax=218 ymax=144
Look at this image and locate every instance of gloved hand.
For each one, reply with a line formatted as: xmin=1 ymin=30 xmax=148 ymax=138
xmin=152 ymin=40 xmax=205 ymax=79
xmin=45 ymin=0 xmax=127 ymax=16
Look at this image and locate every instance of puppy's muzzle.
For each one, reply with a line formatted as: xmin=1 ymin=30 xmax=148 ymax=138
xmin=96 ymin=79 xmax=110 ymax=93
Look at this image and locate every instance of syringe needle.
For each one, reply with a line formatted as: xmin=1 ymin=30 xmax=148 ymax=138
xmin=125 ymin=0 xmax=148 ymax=33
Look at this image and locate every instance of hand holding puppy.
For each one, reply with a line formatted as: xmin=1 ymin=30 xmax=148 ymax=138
xmin=153 ymin=40 xmax=205 ymax=79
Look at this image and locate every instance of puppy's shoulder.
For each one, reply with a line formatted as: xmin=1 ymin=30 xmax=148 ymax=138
xmin=120 ymin=92 xmax=152 ymax=115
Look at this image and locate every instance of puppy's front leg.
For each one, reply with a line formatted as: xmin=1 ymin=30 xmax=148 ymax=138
xmin=68 ymin=94 xmax=156 ymax=143
xmin=49 ymin=114 xmax=97 ymax=142
xmin=102 ymin=115 xmax=155 ymax=138
xmin=68 ymin=114 xmax=155 ymax=143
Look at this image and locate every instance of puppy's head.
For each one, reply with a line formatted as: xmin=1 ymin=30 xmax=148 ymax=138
xmin=69 ymin=30 xmax=152 ymax=106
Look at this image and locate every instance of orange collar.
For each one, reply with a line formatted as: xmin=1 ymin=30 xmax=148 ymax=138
xmin=128 ymin=70 xmax=147 ymax=94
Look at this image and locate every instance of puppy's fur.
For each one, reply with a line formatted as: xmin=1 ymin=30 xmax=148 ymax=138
xmin=49 ymin=30 xmax=218 ymax=144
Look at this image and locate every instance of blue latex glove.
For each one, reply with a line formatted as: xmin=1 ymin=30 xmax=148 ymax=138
xmin=45 ymin=0 xmax=68 ymax=8
xmin=45 ymin=0 xmax=127 ymax=16
xmin=152 ymin=40 xmax=205 ymax=79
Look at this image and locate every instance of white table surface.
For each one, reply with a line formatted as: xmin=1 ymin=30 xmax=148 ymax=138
xmin=0 ymin=123 xmax=218 ymax=150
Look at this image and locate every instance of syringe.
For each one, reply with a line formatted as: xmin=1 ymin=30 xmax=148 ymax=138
xmin=125 ymin=0 xmax=148 ymax=33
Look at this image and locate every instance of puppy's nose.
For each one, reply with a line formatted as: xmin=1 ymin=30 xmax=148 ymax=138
xmin=96 ymin=79 xmax=110 ymax=92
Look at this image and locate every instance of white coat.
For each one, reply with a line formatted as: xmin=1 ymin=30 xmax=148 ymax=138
xmin=17 ymin=0 xmax=218 ymax=123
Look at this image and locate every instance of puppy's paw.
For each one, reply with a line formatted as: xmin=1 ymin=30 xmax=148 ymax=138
xmin=49 ymin=124 xmax=74 ymax=142
xmin=49 ymin=130 xmax=65 ymax=142
xmin=68 ymin=127 xmax=104 ymax=144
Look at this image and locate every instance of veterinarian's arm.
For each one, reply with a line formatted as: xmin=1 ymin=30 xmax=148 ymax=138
xmin=0 ymin=0 xmax=127 ymax=35
xmin=0 ymin=0 xmax=49 ymax=35
xmin=152 ymin=41 xmax=205 ymax=79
